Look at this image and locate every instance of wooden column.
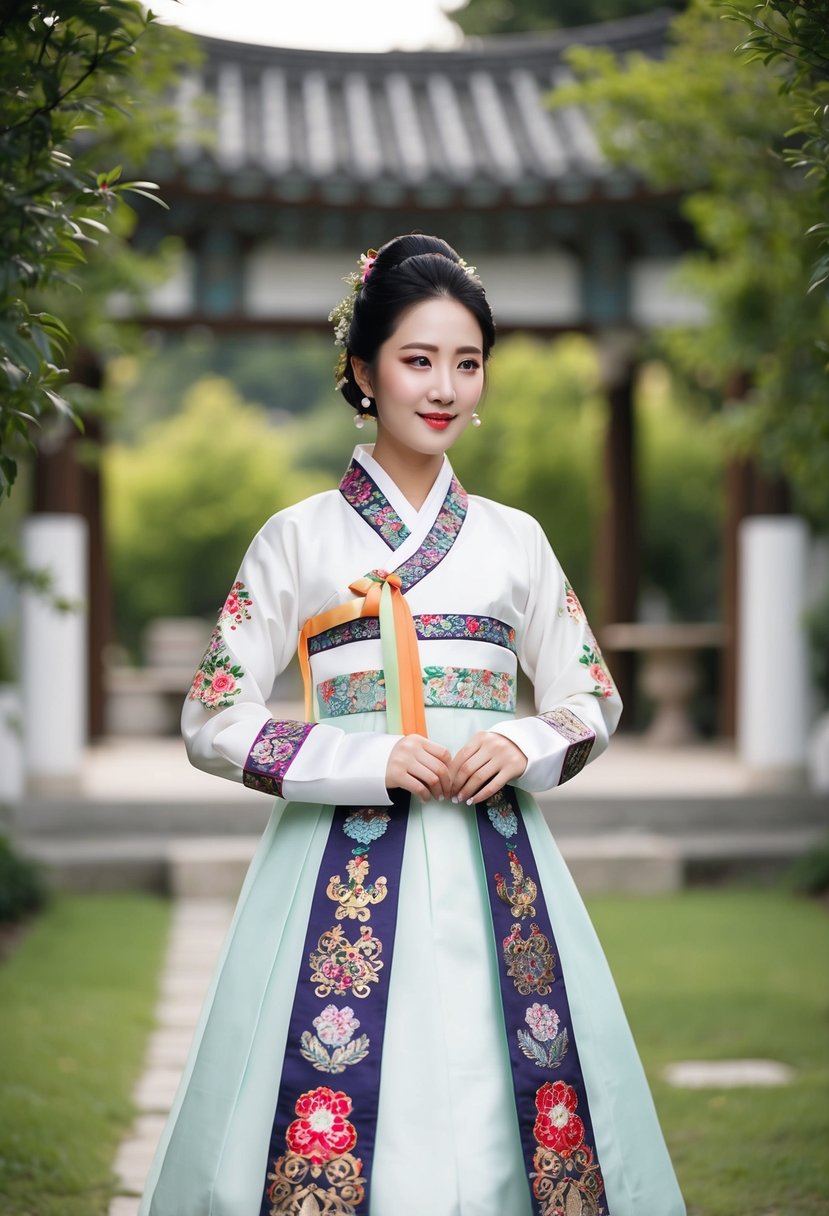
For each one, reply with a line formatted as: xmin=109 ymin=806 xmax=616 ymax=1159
xmin=595 ymin=333 xmax=640 ymax=726
xmin=32 ymin=349 xmax=111 ymax=740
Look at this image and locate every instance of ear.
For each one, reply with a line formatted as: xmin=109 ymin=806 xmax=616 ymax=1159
xmin=350 ymin=355 xmax=374 ymax=398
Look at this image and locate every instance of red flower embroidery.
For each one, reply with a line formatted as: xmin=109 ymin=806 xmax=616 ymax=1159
xmin=534 ymin=1080 xmax=585 ymax=1158
xmin=285 ymin=1086 xmax=357 ymax=1165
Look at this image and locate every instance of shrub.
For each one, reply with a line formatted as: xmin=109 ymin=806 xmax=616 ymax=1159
xmin=0 ymin=836 xmax=48 ymax=925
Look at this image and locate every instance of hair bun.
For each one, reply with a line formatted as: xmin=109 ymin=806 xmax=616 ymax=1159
xmin=371 ymin=234 xmax=460 ymax=279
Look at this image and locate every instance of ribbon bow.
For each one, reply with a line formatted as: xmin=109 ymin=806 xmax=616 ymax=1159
xmin=298 ymin=569 xmax=427 ymax=736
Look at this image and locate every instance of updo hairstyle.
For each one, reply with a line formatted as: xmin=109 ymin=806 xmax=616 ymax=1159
xmin=338 ymin=234 xmax=496 ymax=417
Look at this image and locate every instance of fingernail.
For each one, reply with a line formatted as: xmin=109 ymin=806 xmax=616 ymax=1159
xmin=451 ymin=796 xmax=459 ymax=804
xmin=466 ymin=797 xmax=475 ymax=806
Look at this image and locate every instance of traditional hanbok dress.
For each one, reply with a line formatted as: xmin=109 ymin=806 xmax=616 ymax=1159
xmin=139 ymin=445 xmax=685 ymax=1216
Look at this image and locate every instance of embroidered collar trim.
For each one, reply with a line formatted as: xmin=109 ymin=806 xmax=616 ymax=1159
xmin=392 ymin=475 xmax=469 ymax=591
xmin=338 ymin=459 xmax=411 ymax=551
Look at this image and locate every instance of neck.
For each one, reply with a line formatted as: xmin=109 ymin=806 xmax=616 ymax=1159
xmin=369 ymin=438 xmax=444 ymax=511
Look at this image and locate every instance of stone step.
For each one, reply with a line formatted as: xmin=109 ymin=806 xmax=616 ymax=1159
xmin=17 ymin=826 xmax=825 ymax=897
xmin=10 ymin=790 xmax=828 ymax=840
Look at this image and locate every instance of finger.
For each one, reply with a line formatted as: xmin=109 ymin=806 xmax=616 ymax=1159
xmin=447 ymin=736 xmax=482 ymax=782
xmin=416 ymin=753 xmax=452 ymax=800
xmin=465 ymin=773 xmax=508 ymax=806
xmin=454 ymin=758 xmax=499 ymax=805
xmin=450 ymin=745 xmax=487 ymax=797
xmin=410 ymin=761 xmax=448 ymax=801
xmin=421 ymin=738 xmax=452 ymax=766
xmin=398 ymin=772 xmax=434 ymax=802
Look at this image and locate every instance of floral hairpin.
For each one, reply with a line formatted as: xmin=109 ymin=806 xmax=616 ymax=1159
xmin=330 ymin=249 xmax=377 ymax=386
xmin=330 ymin=248 xmax=479 ymax=388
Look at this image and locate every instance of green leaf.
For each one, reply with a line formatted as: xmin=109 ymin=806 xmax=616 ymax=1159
xmin=119 ymin=185 xmax=169 ymax=209
xmin=97 ymin=164 xmax=123 ymax=189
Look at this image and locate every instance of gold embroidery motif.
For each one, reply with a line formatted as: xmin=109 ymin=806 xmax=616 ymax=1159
xmin=502 ymin=922 xmax=556 ymax=996
xmin=495 ymin=849 xmax=538 ymax=918
xmin=531 ymin=1145 xmax=604 ymax=1216
xmin=308 ymin=925 xmax=383 ymax=999
xmin=267 ymin=1150 xmax=365 ymax=1215
xmin=326 ymin=856 xmax=388 ymax=921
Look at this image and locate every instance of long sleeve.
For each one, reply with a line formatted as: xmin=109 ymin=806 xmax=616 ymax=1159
xmin=181 ymin=515 xmax=400 ymax=805
xmin=488 ymin=516 xmax=622 ymax=791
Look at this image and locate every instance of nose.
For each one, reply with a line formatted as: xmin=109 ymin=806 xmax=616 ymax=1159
xmin=427 ymin=371 xmax=456 ymax=406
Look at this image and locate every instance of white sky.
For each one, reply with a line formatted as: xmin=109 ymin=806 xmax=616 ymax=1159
xmin=147 ymin=0 xmax=468 ymax=51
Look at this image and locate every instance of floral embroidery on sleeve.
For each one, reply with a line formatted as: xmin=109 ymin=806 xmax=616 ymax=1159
xmin=580 ymin=632 xmax=615 ymax=700
xmin=219 ymin=580 xmax=253 ymax=630
xmin=188 ymin=626 xmax=245 ymax=710
xmin=242 ymin=718 xmax=315 ymax=796
xmin=563 ymin=580 xmax=616 ymax=700
xmin=564 ymin=579 xmax=585 ymax=623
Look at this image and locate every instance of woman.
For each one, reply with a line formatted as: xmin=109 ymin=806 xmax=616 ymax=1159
xmin=140 ymin=235 xmax=685 ymax=1216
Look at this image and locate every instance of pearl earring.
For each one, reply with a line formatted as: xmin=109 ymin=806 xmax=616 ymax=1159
xmin=353 ymin=412 xmax=366 ymax=429
xmin=471 ymin=412 xmax=482 ymax=428
xmin=361 ymin=396 xmax=371 ymax=409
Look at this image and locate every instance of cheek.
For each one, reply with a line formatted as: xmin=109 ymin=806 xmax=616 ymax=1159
xmin=378 ymin=365 xmax=417 ymax=404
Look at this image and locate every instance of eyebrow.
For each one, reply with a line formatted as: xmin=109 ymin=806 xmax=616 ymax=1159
xmin=398 ymin=342 xmax=483 ymax=355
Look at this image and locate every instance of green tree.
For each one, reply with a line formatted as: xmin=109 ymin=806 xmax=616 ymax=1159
xmin=452 ymin=0 xmax=682 ymax=35
xmin=105 ymin=377 xmax=327 ymax=655
xmin=725 ymin=0 xmax=829 ymax=292
xmin=0 ymin=0 xmax=190 ymax=499
xmin=555 ymin=0 xmax=829 ymax=524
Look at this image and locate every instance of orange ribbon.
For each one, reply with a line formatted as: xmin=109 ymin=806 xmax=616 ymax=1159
xmin=298 ymin=571 xmax=427 ymax=737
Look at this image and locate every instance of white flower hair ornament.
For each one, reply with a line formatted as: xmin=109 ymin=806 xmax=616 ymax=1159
xmin=330 ymin=247 xmax=478 ymax=388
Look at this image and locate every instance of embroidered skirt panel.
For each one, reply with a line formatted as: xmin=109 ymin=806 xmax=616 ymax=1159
xmin=140 ymin=709 xmax=684 ymax=1216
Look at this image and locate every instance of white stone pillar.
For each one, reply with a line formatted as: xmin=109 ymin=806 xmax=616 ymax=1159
xmin=0 ymin=686 xmax=23 ymax=803
xmin=737 ymin=516 xmax=809 ymax=782
xmin=21 ymin=514 xmax=88 ymax=791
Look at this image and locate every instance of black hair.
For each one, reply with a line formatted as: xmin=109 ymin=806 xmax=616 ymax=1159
xmin=337 ymin=234 xmax=496 ymax=415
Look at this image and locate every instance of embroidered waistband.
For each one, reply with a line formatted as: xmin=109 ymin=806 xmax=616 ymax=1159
xmin=316 ymin=666 xmax=516 ymax=718
xmin=308 ymin=613 xmax=518 ymax=657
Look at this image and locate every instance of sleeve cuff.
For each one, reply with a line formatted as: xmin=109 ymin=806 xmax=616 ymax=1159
xmin=489 ymin=708 xmax=596 ymax=792
xmin=282 ymin=726 xmax=402 ymax=806
xmin=242 ymin=719 xmax=316 ymax=796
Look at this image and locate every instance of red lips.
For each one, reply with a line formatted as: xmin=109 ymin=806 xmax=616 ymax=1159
xmin=419 ymin=412 xmax=454 ymax=430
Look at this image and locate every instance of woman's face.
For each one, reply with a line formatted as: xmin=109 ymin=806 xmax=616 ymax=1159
xmin=352 ymin=295 xmax=485 ymax=461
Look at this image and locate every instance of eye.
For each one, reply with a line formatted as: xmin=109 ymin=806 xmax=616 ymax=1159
xmin=459 ymin=358 xmax=481 ymax=371
xmin=405 ymin=355 xmax=431 ymax=368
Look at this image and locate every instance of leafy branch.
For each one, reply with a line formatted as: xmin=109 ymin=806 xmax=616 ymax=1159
xmin=0 ymin=1 xmax=177 ymax=500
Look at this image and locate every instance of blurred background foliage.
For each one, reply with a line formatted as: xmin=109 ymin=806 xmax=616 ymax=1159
xmin=105 ymin=375 xmax=328 ymax=656
xmin=453 ymin=0 xmax=685 ymax=34
xmin=556 ymin=0 xmax=829 ymax=525
xmin=105 ymin=333 xmax=723 ymax=659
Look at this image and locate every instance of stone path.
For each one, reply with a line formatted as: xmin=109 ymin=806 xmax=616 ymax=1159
xmin=109 ymin=898 xmax=234 ymax=1216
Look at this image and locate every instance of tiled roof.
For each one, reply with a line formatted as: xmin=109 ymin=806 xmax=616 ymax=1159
xmin=161 ymin=11 xmax=672 ymax=206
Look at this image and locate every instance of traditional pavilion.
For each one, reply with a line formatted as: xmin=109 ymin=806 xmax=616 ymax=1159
xmin=35 ymin=10 xmax=734 ymax=747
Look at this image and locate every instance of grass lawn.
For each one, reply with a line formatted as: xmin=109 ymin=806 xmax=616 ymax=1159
xmin=589 ymin=888 xmax=829 ymax=1216
xmin=0 ymin=889 xmax=825 ymax=1216
xmin=0 ymin=894 xmax=171 ymax=1216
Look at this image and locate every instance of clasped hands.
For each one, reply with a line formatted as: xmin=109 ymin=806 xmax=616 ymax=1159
xmin=385 ymin=732 xmax=527 ymax=806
